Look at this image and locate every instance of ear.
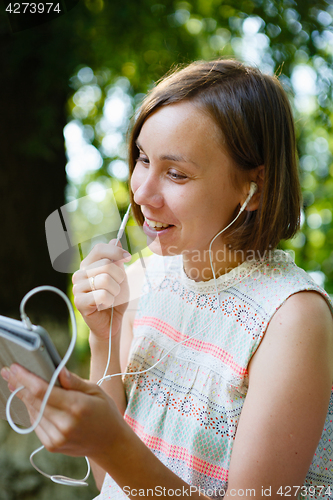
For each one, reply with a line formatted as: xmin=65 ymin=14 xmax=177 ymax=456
xmin=243 ymin=165 xmax=264 ymax=212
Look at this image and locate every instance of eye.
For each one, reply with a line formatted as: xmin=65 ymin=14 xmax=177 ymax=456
xmin=136 ymin=153 xmax=149 ymax=165
xmin=168 ymin=171 xmax=188 ymax=181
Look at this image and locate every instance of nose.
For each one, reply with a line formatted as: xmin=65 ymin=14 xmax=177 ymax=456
xmin=132 ymin=170 xmax=164 ymax=208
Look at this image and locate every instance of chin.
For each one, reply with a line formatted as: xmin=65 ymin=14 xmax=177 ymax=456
xmin=146 ymin=238 xmax=180 ymax=258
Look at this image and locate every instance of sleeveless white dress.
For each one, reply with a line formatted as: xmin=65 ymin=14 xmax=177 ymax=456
xmin=94 ymin=250 xmax=333 ymax=500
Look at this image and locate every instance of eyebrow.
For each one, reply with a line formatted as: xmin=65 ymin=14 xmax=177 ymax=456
xmin=135 ymin=140 xmax=201 ymax=170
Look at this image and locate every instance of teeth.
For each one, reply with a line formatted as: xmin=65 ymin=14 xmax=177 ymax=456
xmin=145 ymin=218 xmax=170 ymax=228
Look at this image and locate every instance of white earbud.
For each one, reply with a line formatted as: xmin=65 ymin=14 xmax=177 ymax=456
xmin=240 ymin=182 xmax=258 ymax=213
xmin=249 ymin=181 xmax=258 ymax=197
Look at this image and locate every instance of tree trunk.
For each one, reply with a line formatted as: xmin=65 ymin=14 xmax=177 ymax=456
xmin=0 ymin=22 xmax=70 ymax=321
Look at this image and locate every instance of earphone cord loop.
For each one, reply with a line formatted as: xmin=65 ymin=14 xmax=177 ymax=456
xmin=30 ymin=445 xmax=90 ymax=486
xmin=6 ymin=286 xmax=90 ymax=487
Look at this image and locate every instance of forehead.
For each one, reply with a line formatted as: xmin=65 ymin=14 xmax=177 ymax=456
xmin=137 ymin=101 xmax=224 ymax=157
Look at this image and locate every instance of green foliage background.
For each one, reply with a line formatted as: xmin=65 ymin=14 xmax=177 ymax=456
xmin=0 ymin=1 xmax=333 ymax=497
xmin=63 ymin=0 xmax=333 ymax=292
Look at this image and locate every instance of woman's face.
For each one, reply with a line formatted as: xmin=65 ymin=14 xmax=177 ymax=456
xmin=131 ymin=101 xmax=247 ymax=258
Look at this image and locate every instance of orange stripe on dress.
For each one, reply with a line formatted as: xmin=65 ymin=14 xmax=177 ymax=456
xmin=134 ymin=316 xmax=247 ymax=377
xmin=125 ymin=414 xmax=229 ymax=481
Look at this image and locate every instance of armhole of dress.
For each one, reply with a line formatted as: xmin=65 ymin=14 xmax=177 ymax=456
xmin=250 ymin=285 xmax=333 ymax=362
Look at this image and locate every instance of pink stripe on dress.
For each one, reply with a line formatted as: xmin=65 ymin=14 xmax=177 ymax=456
xmin=134 ymin=316 xmax=247 ymax=377
xmin=125 ymin=414 xmax=229 ymax=481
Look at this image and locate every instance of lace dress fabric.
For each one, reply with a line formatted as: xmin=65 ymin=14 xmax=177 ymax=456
xmin=94 ymin=250 xmax=333 ymax=500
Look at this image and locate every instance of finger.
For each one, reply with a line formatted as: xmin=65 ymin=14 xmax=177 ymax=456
xmin=88 ymin=261 xmax=126 ymax=286
xmin=8 ymin=364 xmax=101 ymax=401
xmin=3 ymin=368 xmax=73 ymax=452
xmin=4 ymin=364 xmax=49 ymax=409
xmin=73 ymin=259 xmax=126 ymax=286
xmin=72 ymin=259 xmax=110 ymax=285
xmin=74 ymin=273 xmax=123 ymax=298
xmin=6 ymin=364 xmax=102 ymax=413
xmin=2 ymin=367 xmax=50 ymax=422
xmin=74 ymin=262 xmax=125 ymax=292
xmin=74 ymin=288 xmax=117 ymax=313
xmin=26 ymin=403 xmax=76 ymax=454
xmin=4 ymin=364 xmax=63 ymax=414
xmin=72 ymin=255 xmax=130 ymax=288
xmin=80 ymin=241 xmax=131 ymax=270
xmin=1 ymin=366 xmax=15 ymax=391
xmin=58 ymin=369 xmax=101 ymax=396
xmin=33 ymin=422 xmax=59 ymax=452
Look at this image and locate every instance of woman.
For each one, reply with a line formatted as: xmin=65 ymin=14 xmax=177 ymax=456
xmin=2 ymin=59 xmax=333 ymax=500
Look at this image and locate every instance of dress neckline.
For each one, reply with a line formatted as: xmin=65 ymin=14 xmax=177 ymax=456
xmin=178 ymin=253 xmax=269 ymax=293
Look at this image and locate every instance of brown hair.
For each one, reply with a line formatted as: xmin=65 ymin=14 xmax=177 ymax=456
xmin=128 ymin=59 xmax=302 ymax=254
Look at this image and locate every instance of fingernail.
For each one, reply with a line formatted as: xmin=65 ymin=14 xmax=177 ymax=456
xmin=123 ymin=251 xmax=131 ymax=260
xmin=1 ymin=367 xmax=10 ymax=381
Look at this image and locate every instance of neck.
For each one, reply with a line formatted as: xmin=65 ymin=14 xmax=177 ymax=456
xmin=182 ymin=245 xmax=245 ymax=282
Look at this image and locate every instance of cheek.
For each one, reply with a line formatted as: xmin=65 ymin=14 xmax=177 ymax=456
xmin=130 ymin=167 xmax=140 ymax=194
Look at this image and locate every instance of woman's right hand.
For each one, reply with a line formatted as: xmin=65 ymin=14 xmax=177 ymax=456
xmin=72 ymin=239 xmax=132 ymax=341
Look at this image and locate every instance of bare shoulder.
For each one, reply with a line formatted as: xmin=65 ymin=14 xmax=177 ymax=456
xmin=268 ymin=290 xmax=333 ymax=344
xmin=273 ymin=289 xmax=333 ymax=323
xmin=249 ymin=290 xmax=333 ymax=382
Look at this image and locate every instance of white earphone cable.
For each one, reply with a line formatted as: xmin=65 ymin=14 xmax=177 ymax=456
xmin=97 ymin=184 xmax=258 ymax=386
xmin=6 ymin=187 xmax=256 ymax=486
xmin=6 ymin=286 xmax=90 ymax=487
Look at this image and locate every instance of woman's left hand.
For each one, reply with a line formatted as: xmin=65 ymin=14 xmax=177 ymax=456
xmin=0 ymin=364 xmax=124 ymax=461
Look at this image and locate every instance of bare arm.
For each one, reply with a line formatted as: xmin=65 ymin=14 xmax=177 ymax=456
xmin=224 ymin=291 xmax=333 ymax=500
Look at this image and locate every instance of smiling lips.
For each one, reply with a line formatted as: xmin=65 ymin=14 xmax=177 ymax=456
xmin=144 ymin=216 xmax=174 ymax=231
